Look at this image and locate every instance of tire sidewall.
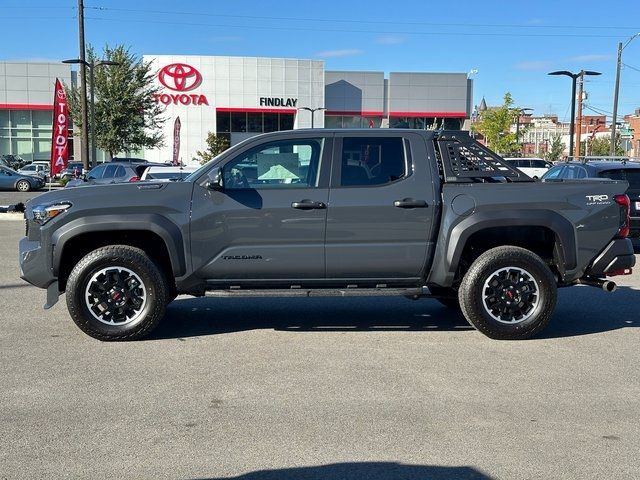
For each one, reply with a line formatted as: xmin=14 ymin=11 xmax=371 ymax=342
xmin=16 ymin=180 xmax=30 ymax=192
xmin=67 ymin=247 xmax=166 ymax=340
xmin=460 ymin=247 xmax=557 ymax=339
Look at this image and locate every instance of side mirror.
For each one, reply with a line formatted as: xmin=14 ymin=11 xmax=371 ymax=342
xmin=206 ymin=167 xmax=223 ymax=190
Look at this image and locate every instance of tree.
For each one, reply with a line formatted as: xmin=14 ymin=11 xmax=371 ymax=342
xmin=66 ymin=45 xmax=165 ymax=159
xmin=472 ymin=92 xmax=521 ymax=155
xmin=194 ymin=132 xmax=230 ymax=165
xmin=546 ymin=133 xmax=565 ymax=162
xmin=587 ymin=134 xmax=626 ymax=156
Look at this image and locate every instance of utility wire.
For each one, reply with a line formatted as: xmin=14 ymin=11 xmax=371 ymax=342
xmin=83 ymin=16 xmax=628 ymax=38
xmin=83 ymin=5 xmax=640 ymax=32
xmin=622 ymin=63 xmax=640 ymax=73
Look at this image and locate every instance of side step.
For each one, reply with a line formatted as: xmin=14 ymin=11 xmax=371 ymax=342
xmin=205 ymin=287 xmax=430 ymax=299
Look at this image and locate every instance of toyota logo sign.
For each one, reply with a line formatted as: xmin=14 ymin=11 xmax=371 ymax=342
xmin=158 ymin=63 xmax=202 ymax=92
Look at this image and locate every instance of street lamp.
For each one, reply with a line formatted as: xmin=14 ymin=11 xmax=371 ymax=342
xmin=63 ymin=58 xmax=119 ymax=168
xmin=548 ymin=70 xmax=601 ymax=157
xmin=298 ymin=107 xmax=326 ymax=129
xmin=610 ymin=32 xmax=640 ymax=156
xmin=515 ymin=107 xmax=533 ymax=155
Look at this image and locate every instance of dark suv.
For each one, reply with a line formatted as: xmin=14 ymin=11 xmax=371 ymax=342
xmin=65 ymin=162 xmax=168 ymax=187
xmin=542 ymin=161 xmax=640 ymax=240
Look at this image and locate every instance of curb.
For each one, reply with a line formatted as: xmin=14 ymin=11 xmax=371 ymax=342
xmin=0 ymin=213 xmax=24 ymax=221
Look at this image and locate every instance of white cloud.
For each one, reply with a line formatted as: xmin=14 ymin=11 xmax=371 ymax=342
xmin=514 ymin=60 xmax=553 ymax=71
xmin=568 ymin=54 xmax=613 ymax=62
xmin=314 ymin=48 xmax=363 ymax=58
xmin=375 ymin=35 xmax=405 ymax=45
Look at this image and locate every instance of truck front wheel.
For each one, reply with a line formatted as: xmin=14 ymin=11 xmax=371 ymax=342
xmin=66 ymin=245 xmax=168 ymax=341
xmin=458 ymin=246 xmax=557 ymax=340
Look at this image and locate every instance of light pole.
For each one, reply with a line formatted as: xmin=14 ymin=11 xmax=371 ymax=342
xmin=548 ymin=70 xmax=601 ymax=157
xmin=515 ymin=107 xmax=533 ymax=155
xmin=610 ymin=33 xmax=640 ymax=156
xmin=63 ymin=59 xmax=119 ymax=167
xmin=298 ymin=107 xmax=326 ymax=129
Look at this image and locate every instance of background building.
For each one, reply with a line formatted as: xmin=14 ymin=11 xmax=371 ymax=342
xmin=0 ymin=62 xmax=73 ymax=162
xmin=1 ymin=56 xmax=473 ymax=165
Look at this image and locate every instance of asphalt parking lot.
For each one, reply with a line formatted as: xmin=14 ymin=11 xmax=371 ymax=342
xmin=1 ymin=217 xmax=639 ymax=479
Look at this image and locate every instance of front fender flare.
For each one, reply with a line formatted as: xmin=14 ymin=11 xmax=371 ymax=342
xmin=50 ymin=214 xmax=186 ymax=277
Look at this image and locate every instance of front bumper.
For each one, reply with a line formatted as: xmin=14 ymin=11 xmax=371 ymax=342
xmin=19 ymin=236 xmax=55 ymax=289
xmin=586 ymin=238 xmax=636 ymax=276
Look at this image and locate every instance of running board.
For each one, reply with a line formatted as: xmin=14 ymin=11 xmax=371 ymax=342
xmin=205 ymin=287 xmax=431 ymax=299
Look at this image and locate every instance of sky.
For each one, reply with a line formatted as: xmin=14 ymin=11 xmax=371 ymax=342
xmin=3 ymin=0 xmax=640 ymax=122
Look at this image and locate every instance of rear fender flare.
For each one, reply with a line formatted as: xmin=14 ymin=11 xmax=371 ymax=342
xmin=429 ymin=210 xmax=576 ymax=286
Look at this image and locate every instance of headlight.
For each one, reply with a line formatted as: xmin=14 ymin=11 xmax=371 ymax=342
xmin=32 ymin=202 xmax=72 ymax=226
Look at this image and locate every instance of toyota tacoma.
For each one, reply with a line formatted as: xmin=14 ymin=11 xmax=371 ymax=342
xmin=19 ymin=130 xmax=635 ymax=340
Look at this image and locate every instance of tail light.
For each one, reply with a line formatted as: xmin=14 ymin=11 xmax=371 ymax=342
xmin=128 ymin=176 xmax=140 ymax=182
xmin=614 ymin=194 xmax=631 ymax=238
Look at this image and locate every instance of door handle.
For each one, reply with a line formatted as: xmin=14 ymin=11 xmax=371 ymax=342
xmin=291 ymin=200 xmax=327 ymax=210
xmin=394 ymin=198 xmax=428 ymax=208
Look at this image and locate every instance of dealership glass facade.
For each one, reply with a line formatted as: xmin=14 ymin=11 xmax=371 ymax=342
xmin=0 ymin=109 xmax=61 ymax=162
xmin=325 ymin=115 xmax=383 ymax=129
xmin=389 ymin=116 xmax=464 ymax=130
xmin=215 ymin=111 xmax=295 ymax=144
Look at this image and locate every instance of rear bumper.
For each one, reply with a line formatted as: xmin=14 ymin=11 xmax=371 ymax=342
xmin=586 ymin=238 xmax=636 ymax=276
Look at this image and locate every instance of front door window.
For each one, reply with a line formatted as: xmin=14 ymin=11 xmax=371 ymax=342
xmin=222 ymin=138 xmax=323 ymax=189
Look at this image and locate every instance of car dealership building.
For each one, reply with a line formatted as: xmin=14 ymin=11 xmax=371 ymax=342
xmin=0 ymin=56 xmax=473 ymax=165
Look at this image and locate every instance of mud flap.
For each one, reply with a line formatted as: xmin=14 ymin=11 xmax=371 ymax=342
xmin=44 ymin=281 xmax=59 ymax=309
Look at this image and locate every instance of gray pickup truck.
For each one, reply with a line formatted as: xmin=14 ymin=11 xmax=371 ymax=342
xmin=19 ymin=130 xmax=635 ymax=341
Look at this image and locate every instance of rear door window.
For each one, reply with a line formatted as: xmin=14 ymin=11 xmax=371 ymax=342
xmin=531 ymin=160 xmax=548 ymax=168
xmin=340 ymin=137 xmax=406 ymax=187
xmin=103 ymin=164 xmax=119 ymax=179
xmin=564 ymin=165 xmax=587 ymax=179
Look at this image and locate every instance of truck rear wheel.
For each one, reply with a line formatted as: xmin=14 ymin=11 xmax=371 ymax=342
xmin=458 ymin=246 xmax=557 ymax=340
xmin=66 ymin=245 xmax=168 ymax=341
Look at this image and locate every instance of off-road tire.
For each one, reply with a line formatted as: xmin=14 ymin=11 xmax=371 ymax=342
xmin=66 ymin=245 xmax=168 ymax=341
xmin=16 ymin=180 xmax=31 ymax=192
xmin=458 ymin=246 xmax=557 ymax=340
xmin=428 ymin=286 xmax=460 ymax=310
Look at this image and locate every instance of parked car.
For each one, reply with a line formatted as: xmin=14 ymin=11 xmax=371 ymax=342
xmin=503 ymin=158 xmax=553 ymax=179
xmin=0 ymin=154 xmax=29 ymax=170
xmin=18 ymin=163 xmax=50 ymax=180
xmin=0 ymin=165 xmax=45 ymax=191
xmin=65 ymin=162 xmax=165 ymax=188
xmin=140 ymin=165 xmax=197 ymax=181
xmin=55 ymin=162 xmax=84 ymax=181
xmin=19 ymin=129 xmax=635 ymax=341
xmin=542 ymin=160 xmax=640 ymax=240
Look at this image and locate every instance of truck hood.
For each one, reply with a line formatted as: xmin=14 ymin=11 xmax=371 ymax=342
xmin=25 ymin=181 xmax=194 ymax=219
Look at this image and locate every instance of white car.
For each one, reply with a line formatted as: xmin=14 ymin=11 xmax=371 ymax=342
xmin=18 ymin=162 xmax=50 ymax=180
xmin=503 ymin=158 xmax=553 ymax=179
xmin=140 ymin=165 xmax=197 ymax=181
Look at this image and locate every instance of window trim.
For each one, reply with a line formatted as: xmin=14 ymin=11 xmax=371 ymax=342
xmin=220 ymin=137 xmax=327 ymax=190
xmin=331 ymin=135 xmax=412 ymax=189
